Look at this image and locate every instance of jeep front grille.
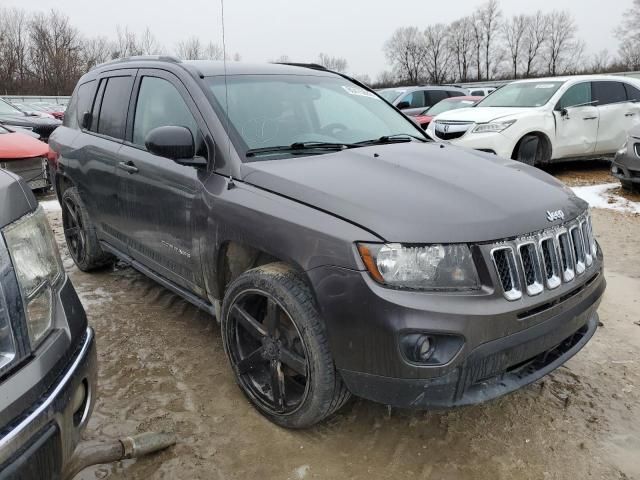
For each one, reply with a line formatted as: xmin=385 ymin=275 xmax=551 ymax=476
xmin=490 ymin=212 xmax=596 ymax=301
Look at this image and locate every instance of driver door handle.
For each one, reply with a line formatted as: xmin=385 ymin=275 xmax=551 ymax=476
xmin=118 ymin=161 xmax=139 ymax=174
xmin=583 ymin=116 xmax=598 ymax=120
xmin=625 ymin=113 xmax=636 ymax=117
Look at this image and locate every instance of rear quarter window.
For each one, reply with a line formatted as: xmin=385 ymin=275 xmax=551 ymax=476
xmin=592 ymin=81 xmax=627 ymax=106
xmin=65 ymin=80 xmax=96 ymax=129
xmin=95 ymin=76 xmax=134 ymax=139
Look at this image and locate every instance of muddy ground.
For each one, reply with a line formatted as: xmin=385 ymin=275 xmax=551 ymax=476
xmin=42 ymin=161 xmax=639 ymax=480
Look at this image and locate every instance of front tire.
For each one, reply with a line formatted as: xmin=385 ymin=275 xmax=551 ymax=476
xmin=515 ymin=134 xmax=541 ymax=166
xmin=221 ymin=263 xmax=350 ymax=428
xmin=61 ymin=187 xmax=114 ymax=272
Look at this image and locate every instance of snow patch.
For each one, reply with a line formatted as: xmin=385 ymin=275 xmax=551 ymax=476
xmin=40 ymin=199 xmax=61 ymax=212
xmin=571 ymin=183 xmax=640 ymax=214
xmin=293 ymin=465 xmax=310 ymax=479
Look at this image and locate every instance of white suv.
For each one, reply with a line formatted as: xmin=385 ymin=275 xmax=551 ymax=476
xmin=426 ymin=75 xmax=640 ymax=164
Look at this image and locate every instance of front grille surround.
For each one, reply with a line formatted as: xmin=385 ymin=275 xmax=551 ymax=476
xmin=490 ymin=212 xmax=596 ymax=301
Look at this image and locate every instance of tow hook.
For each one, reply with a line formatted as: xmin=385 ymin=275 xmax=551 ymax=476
xmin=62 ymin=431 xmax=177 ymax=479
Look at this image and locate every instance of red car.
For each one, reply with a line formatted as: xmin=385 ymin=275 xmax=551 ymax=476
xmin=0 ymin=124 xmax=51 ymax=190
xmin=413 ymin=96 xmax=483 ymax=130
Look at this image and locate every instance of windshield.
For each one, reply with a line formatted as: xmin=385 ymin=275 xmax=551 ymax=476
xmin=426 ymin=99 xmax=477 ymax=116
xmin=476 ymin=81 xmax=564 ymax=108
xmin=208 ymin=75 xmax=424 ymax=159
xmin=0 ymin=99 xmax=22 ymax=115
xmin=377 ymin=89 xmax=406 ymax=102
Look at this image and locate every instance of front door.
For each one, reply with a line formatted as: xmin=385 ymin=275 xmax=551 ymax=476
xmin=553 ymin=82 xmax=598 ymax=159
xmin=116 ymin=69 xmax=210 ymax=295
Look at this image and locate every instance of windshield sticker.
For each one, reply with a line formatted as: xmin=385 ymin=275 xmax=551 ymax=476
xmin=342 ymin=86 xmax=377 ymax=98
xmin=535 ymin=84 xmax=557 ymax=89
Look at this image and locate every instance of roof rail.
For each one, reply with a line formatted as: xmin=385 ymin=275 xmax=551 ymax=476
xmin=275 ymin=62 xmax=328 ymax=71
xmin=91 ymin=55 xmax=181 ymax=71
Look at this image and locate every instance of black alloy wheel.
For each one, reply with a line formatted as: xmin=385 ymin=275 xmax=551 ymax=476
xmin=226 ymin=290 xmax=310 ymax=415
xmin=62 ymin=195 xmax=87 ymax=265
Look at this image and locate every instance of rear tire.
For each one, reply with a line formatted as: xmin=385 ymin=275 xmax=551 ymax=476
xmin=61 ymin=187 xmax=114 ymax=272
xmin=621 ymin=179 xmax=640 ymax=193
xmin=221 ymin=262 xmax=350 ymax=428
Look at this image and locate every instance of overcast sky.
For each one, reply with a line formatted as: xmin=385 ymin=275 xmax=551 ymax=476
xmin=2 ymin=0 xmax=631 ymax=78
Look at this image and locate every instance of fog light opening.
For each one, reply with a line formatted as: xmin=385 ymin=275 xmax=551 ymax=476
xmin=414 ymin=335 xmax=435 ymax=362
xmin=72 ymin=379 xmax=90 ymax=427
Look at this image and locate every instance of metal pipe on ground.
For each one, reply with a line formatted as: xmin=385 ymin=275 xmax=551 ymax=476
xmin=62 ymin=432 xmax=176 ymax=480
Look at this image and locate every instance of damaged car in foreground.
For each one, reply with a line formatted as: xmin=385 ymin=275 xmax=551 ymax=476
xmin=0 ymin=169 xmax=96 ymax=477
xmin=50 ymin=58 xmax=605 ymax=428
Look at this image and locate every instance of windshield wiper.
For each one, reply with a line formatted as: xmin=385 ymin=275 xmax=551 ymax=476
xmin=354 ymin=133 xmax=428 ymax=146
xmin=245 ymin=141 xmax=356 ymax=158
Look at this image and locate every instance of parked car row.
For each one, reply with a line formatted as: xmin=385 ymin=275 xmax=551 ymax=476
xmin=0 ymin=98 xmax=61 ymax=191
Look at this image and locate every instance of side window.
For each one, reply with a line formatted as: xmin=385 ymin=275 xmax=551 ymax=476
xmin=66 ymin=80 xmax=96 ymax=129
xmin=95 ymin=76 xmax=133 ymax=139
xmin=132 ymin=76 xmax=202 ymax=153
xmin=557 ymin=82 xmax=592 ymax=110
xmin=592 ymin=81 xmax=627 ymax=106
xmin=447 ymin=90 xmax=464 ymax=98
xmin=470 ymin=90 xmax=484 ymax=96
xmin=400 ymin=91 xmax=425 ymax=108
xmin=624 ymin=83 xmax=640 ymax=102
xmin=424 ymin=90 xmax=448 ymax=107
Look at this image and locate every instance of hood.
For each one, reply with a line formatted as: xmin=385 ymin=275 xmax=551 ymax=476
xmin=0 ymin=170 xmax=36 ymax=227
xmin=0 ymin=131 xmax=49 ymax=159
xmin=241 ymin=142 xmax=586 ymax=243
xmin=0 ymin=113 xmax=61 ymax=128
xmin=434 ymin=106 xmax=535 ymax=124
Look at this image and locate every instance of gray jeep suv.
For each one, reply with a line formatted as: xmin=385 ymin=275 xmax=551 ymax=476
xmin=50 ymin=58 xmax=605 ymax=428
xmin=0 ymin=170 xmax=96 ymax=477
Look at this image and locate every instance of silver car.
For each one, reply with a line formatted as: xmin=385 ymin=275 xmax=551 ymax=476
xmin=377 ymin=85 xmax=469 ymax=116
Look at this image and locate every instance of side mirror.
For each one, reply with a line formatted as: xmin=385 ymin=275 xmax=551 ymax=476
xmin=145 ymin=126 xmax=203 ymax=166
xmin=397 ymin=101 xmax=411 ymax=110
xmin=560 ymin=107 xmax=569 ymax=117
xmin=81 ymin=111 xmax=92 ymax=129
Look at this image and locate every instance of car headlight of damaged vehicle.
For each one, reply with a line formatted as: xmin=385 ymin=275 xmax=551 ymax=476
xmin=357 ymin=243 xmax=479 ymax=290
xmin=473 ymin=119 xmax=516 ymax=134
xmin=2 ymin=206 xmax=63 ymax=347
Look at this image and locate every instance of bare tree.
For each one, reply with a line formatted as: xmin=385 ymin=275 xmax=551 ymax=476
xmin=139 ymin=27 xmax=162 ymax=55
xmin=0 ymin=8 xmax=30 ymax=94
xmin=204 ymin=42 xmax=224 ymax=60
xmin=544 ymin=10 xmax=580 ymax=76
xmin=29 ymin=10 xmax=84 ymax=95
xmin=384 ymin=26 xmax=427 ymax=83
xmin=374 ymin=70 xmax=397 ymax=88
xmin=175 ymin=36 xmax=203 ymax=60
xmin=615 ymin=0 xmax=640 ymax=70
xmin=478 ymin=0 xmax=502 ymax=80
xmin=522 ymin=11 xmax=548 ymax=77
xmin=448 ymin=17 xmax=474 ymax=82
xmin=351 ymin=73 xmax=371 ymax=85
xmin=82 ymin=36 xmax=112 ymax=70
xmin=503 ymin=14 xmax=527 ymax=78
xmin=590 ymin=49 xmax=613 ymax=73
xmin=423 ymin=24 xmax=451 ymax=84
xmin=271 ymin=54 xmax=290 ymax=63
xmin=470 ymin=14 xmax=483 ymax=81
xmin=112 ymin=25 xmax=143 ymax=58
xmin=318 ymin=53 xmax=348 ymax=72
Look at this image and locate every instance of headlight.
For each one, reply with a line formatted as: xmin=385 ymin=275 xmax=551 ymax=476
xmin=473 ymin=120 xmax=516 ymax=134
xmin=357 ymin=243 xmax=479 ymax=290
xmin=2 ymin=206 xmax=63 ymax=347
xmin=0 ymin=282 xmax=16 ymax=371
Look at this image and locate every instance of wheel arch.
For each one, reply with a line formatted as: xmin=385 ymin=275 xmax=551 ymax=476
xmin=511 ymin=131 xmax=553 ymax=163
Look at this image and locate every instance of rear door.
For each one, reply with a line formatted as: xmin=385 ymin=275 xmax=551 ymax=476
xmin=397 ymin=91 xmax=427 ymax=116
xmin=74 ymin=70 xmax=136 ymax=253
xmin=553 ymin=81 xmax=598 ymax=158
xmin=116 ymin=69 xmax=209 ymax=294
xmin=593 ymin=81 xmax=637 ymax=154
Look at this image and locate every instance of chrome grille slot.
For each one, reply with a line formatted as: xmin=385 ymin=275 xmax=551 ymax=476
xmin=539 ymin=237 xmax=561 ymax=289
xmin=491 ymin=247 xmax=522 ymax=301
xmin=557 ymin=231 xmax=575 ymax=282
xmin=518 ymin=242 xmax=543 ymax=296
xmin=570 ymin=226 xmax=586 ymax=275
xmin=580 ymin=221 xmax=593 ymax=267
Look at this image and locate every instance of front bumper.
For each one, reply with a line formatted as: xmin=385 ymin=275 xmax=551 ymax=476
xmin=427 ymin=125 xmax=515 ymax=159
xmin=611 ymin=151 xmax=640 ymax=185
xmin=308 ymin=253 xmax=605 ymax=409
xmin=0 ymin=327 xmax=97 ymax=478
